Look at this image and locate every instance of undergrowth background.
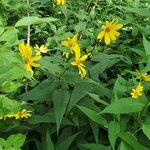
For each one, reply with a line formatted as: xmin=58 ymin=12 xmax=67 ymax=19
xmin=0 ymin=0 xmax=150 ymax=149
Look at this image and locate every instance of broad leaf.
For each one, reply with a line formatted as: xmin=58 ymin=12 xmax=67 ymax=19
xmin=100 ymin=98 xmax=144 ymax=114
xmin=15 ymin=16 xmax=58 ymax=27
xmin=53 ymin=89 xmax=70 ymax=133
xmin=77 ymin=105 xmax=108 ymax=126
xmin=142 ymin=124 xmax=150 ymax=140
xmin=108 ymin=121 xmax=120 ymax=150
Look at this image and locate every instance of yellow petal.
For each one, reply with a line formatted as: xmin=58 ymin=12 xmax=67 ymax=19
xmin=78 ymin=65 xmax=86 ymax=78
xmin=72 ymin=34 xmax=78 ymax=43
xmin=109 ymin=31 xmax=116 ymax=41
xmin=104 ymin=33 xmax=111 ymax=45
xmin=25 ymin=63 xmax=33 ymax=73
xmin=34 ymin=44 xmax=39 ymax=49
xmin=80 ymin=54 xmax=89 ymax=62
xmin=30 ymin=62 xmax=40 ymax=67
xmin=102 ymin=25 xmax=106 ymax=30
xmin=63 ymin=52 xmax=70 ymax=59
xmin=97 ymin=31 xmax=105 ymax=40
xmin=31 ymin=55 xmax=42 ymax=61
xmin=73 ymin=45 xmax=81 ymax=60
xmin=71 ymin=61 xmax=77 ymax=66
xmin=19 ymin=43 xmax=26 ymax=57
xmin=61 ymin=40 xmax=69 ymax=47
xmin=25 ymin=44 xmax=32 ymax=58
xmin=112 ymin=30 xmax=120 ymax=37
xmin=36 ymin=51 xmax=41 ymax=56
xmin=113 ymin=24 xmax=123 ymax=30
xmin=110 ymin=19 xmax=117 ymax=25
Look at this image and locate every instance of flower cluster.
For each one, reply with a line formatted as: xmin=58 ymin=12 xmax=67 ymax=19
xmin=34 ymin=44 xmax=48 ymax=56
xmin=0 ymin=109 xmax=32 ymax=120
xmin=97 ymin=19 xmax=123 ymax=45
xmin=19 ymin=18 xmax=123 ymax=78
xmin=61 ymin=34 xmax=90 ymax=78
xmin=56 ymin=0 xmax=66 ymax=5
xmin=130 ymin=71 xmax=150 ymax=99
xmin=130 ymin=82 xmax=143 ymax=99
xmin=19 ymin=43 xmax=41 ymax=74
xmin=61 ymin=34 xmax=80 ymax=59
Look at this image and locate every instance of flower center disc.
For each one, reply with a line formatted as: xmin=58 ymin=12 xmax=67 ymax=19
xmin=68 ymin=43 xmax=73 ymax=47
xmin=25 ymin=58 xmax=30 ymax=64
xmin=77 ymin=60 xmax=81 ymax=66
xmin=105 ymin=27 xmax=111 ymax=32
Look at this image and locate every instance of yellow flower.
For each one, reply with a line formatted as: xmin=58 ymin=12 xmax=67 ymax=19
xmin=0 ymin=114 xmax=15 ymax=120
xmin=61 ymin=34 xmax=80 ymax=59
xmin=19 ymin=43 xmax=41 ymax=73
xmin=34 ymin=44 xmax=48 ymax=56
xmin=141 ymin=73 xmax=150 ymax=82
xmin=97 ymin=19 xmax=123 ymax=45
xmin=56 ymin=0 xmax=66 ymax=5
xmin=71 ymin=48 xmax=90 ymax=79
xmin=15 ymin=109 xmax=32 ymax=119
xmin=130 ymin=82 xmax=143 ymax=99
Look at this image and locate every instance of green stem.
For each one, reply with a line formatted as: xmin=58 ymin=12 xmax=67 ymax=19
xmin=57 ymin=66 xmax=71 ymax=79
xmin=134 ymin=99 xmax=150 ymax=133
xmin=138 ymin=100 xmax=150 ymax=123
xmin=27 ymin=0 xmax=30 ymax=44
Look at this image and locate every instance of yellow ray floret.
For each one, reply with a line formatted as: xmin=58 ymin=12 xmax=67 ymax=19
xmin=56 ymin=0 xmax=66 ymax=5
xmin=71 ymin=47 xmax=90 ymax=79
xmin=130 ymin=82 xmax=143 ymax=99
xmin=19 ymin=43 xmax=41 ymax=73
xmin=15 ymin=109 xmax=32 ymax=119
xmin=141 ymin=73 xmax=150 ymax=82
xmin=97 ymin=19 xmax=123 ymax=45
xmin=61 ymin=34 xmax=80 ymax=59
xmin=34 ymin=44 xmax=48 ymax=56
xmin=0 ymin=109 xmax=32 ymax=120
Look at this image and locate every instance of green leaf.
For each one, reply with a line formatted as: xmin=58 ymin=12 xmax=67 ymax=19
xmin=81 ymin=143 xmax=111 ymax=150
xmin=46 ymin=129 xmax=54 ymax=150
xmin=108 ymin=121 xmax=120 ymax=150
xmin=0 ymin=138 xmax=6 ymax=147
xmin=142 ymin=124 xmax=150 ymax=140
xmin=2 ymin=80 xmax=22 ymax=93
xmin=39 ymin=56 xmax=64 ymax=75
xmin=100 ymin=98 xmax=144 ymax=114
xmin=0 ymin=28 xmax=18 ymax=44
xmin=22 ymin=79 xmax=55 ymax=101
xmin=52 ymin=89 xmax=70 ymax=133
xmin=120 ymin=141 xmax=133 ymax=150
xmin=15 ymin=16 xmax=58 ymax=27
xmin=0 ymin=95 xmax=21 ymax=116
xmin=87 ymin=92 xmax=108 ymax=105
xmin=67 ymin=82 xmax=92 ymax=112
xmin=56 ymin=133 xmax=78 ymax=150
xmin=77 ymin=105 xmax=108 ymax=126
xmin=143 ymin=35 xmax=150 ymax=56
xmin=6 ymin=134 xmax=26 ymax=149
xmin=28 ymin=111 xmax=73 ymax=126
xmin=90 ymin=121 xmax=99 ymax=144
xmin=120 ymin=6 xmax=150 ymax=17
xmin=119 ymin=132 xmax=148 ymax=150
xmin=90 ymin=53 xmax=125 ymax=79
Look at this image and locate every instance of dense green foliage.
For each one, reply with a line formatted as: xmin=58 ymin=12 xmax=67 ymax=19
xmin=0 ymin=0 xmax=150 ymax=149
